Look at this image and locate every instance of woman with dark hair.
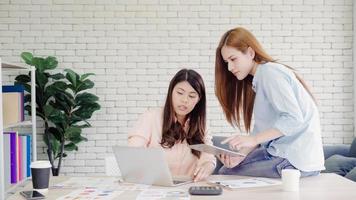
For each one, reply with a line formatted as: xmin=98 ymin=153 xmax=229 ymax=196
xmin=214 ymin=27 xmax=324 ymax=178
xmin=128 ymin=69 xmax=216 ymax=182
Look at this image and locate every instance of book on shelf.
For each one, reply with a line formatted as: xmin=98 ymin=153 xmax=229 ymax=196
xmin=18 ymin=133 xmax=32 ymax=180
xmin=3 ymin=131 xmax=18 ymax=185
xmin=25 ymin=133 xmax=31 ymax=177
xmin=2 ymin=132 xmax=32 ymax=189
xmin=3 ymin=132 xmax=11 ymax=190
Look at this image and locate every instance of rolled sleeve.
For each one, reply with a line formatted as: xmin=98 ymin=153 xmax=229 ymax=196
xmin=262 ymin=69 xmax=305 ymax=136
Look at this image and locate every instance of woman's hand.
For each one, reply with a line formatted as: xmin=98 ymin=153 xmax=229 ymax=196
xmin=221 ymin=135 xmax=258 ymax=151
xmin=193 ymin=162 xmax=215 ymax=182
xmin=218 ymin=154 xmax=245 ymax=168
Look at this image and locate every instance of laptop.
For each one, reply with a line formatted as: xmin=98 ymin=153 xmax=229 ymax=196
xmin=112 ymin=146 xmax=192 ymax=186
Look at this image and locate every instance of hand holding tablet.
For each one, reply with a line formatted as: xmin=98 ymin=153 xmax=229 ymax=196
xmin=189 ymin=144 xmax=246 ymax=157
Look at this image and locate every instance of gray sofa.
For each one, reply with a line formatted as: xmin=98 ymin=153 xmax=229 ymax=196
xmin=323 ymin=138 xmax=356 ymax=181
xmin=211 ymin=136 xmax=356 ymax=182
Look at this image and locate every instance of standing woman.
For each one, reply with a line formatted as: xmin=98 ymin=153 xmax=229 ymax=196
xmin=215 ymin=27 xmax=325 ymax=178
xmin=128 ymin=69 xmax=216 ymax=182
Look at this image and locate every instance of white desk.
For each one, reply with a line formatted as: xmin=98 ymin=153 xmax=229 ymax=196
xmin=7 ymin=173 xmax=356 ymax=200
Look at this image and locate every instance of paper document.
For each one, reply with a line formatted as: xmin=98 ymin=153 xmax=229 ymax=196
xmin=136 ymin=189 xmax=190 ymax=200
xmin=52 ymin=177 xmax=119 ymax=189
xmin=52 ymin=177 xmax=149 ymax=191
xmin=56 ymin=188 xmax=123 ymax=200
xmin=210 ymin=178 xmax=281 ymax=189
xmin=189 ymin=144 xmax=246 ymax=157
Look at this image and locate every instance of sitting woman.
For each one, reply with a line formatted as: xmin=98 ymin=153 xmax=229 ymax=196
xmin=128 ymin=69 xmax=216 ymax=182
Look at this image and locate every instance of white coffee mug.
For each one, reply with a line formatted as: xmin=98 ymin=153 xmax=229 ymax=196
xmin=281 ymin=169 xmax=301 ymax=192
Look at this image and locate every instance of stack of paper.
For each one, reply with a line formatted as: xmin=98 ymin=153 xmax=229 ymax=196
xmin=210 ymin=178 xmax=281 ymax=189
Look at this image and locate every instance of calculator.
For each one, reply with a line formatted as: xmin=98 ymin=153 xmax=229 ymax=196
xmin=188 ymin=186 xmax=223 ymax=195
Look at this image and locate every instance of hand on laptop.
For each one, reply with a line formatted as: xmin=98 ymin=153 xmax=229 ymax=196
xmin=193 ymin=161 xmax=215 ymax=182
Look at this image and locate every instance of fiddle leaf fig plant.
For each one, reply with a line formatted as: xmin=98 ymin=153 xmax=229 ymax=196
xmin=15 ymin=52 xmax=101 ymax=175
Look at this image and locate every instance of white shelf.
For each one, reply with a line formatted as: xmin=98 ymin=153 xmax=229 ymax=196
xmin=4 ymin=120 xmax=32 ymax=130
xmin=0 ymin=58 xmax=37 ymax=200
xmin=1 ymin=62 xmax=30 ymax=71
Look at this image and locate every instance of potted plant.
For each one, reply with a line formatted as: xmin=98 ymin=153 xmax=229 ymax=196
xmin=15 ymin=52 xmax=101 ymax=175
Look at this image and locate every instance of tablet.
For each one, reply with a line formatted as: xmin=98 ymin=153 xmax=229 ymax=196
xmin=189 ymin=144 xmax=246 ymax=157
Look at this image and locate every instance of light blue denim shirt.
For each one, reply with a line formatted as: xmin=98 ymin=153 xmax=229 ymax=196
xmin=251 ymin=62 xmax=325 ymax=172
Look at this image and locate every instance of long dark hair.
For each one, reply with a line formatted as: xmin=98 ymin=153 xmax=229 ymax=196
xmin=161 ymin=69 xmax=206 ymax=158
xmin=215 ymin=27 xmax=315 ymax=132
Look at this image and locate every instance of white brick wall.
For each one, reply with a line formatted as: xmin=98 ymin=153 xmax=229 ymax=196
xmin=0 ymin=0 xmax=354 ymax=176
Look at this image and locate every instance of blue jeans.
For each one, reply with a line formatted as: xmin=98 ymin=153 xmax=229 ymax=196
xmin=218 ymin=147 xmax=320 ymax=178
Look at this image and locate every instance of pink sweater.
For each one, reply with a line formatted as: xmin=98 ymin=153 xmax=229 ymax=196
xmin=128 ymin=108 xmax=216 ymax=178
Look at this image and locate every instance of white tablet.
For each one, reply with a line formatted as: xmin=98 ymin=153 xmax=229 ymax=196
xmin=189 ymin=144 xmax=246 ymax=157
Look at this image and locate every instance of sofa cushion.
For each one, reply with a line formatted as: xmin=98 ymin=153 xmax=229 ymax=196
xmin=324 ymin=154 xmax=356 ymax=177
xmin=323 ymin=145 xmax=350 ymax=159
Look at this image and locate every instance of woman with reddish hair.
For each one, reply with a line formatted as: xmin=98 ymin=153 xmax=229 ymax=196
xmin=215 ymin=27 xmax=324 ymax=178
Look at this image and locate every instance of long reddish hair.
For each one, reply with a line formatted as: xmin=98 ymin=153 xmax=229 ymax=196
xmin=215 ymin=27 xmax=315 ymax=132
xmin=161 ymin=69 xmax=206 ymax=158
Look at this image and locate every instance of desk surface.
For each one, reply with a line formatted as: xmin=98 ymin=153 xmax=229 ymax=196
xmin=7 ymin=173 xmax=356 ymax=200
